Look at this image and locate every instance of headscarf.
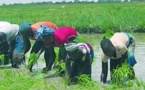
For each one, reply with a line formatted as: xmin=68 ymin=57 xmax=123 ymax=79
xmin=100 ymin=38 xmax=115 ymax=57
xmin=65 ymin=42 xmax=91 ymax=54
xmin=65 ymin=42 xmax=94 ymax=60
xmin=65 ymin=42 xmax=80 ymax=52
xmin=19 ymin=22 xmax=31 ymax=37
xmin=35 ymin=25 xmax=54 ymax=39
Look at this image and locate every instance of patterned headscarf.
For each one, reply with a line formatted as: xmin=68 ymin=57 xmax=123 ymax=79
xmin=65 ymin=42 xmax=94 ymax=60
xmin=65 ymin=42 xmax=91 ymax=54
xmin=35 ymin=25 xmax=54 ymax=39
xmin=65 ymin=42 xmax=80 ymax=52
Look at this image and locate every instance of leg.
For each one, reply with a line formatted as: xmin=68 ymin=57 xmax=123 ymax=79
xmin=4 ymin=53 xmax=9 ymax=65
xmin=10 ymin=39 xmax=16 ymax=67
xmin=54 ymin=46 xmax=67 ymax=74
xmin=65 ymin=55 xmax=72 ymax=81
xmin=22 ymin=38 xmax=31 ymax=63
xmin=58 ymin=46 xmax=67 ymax=74
xmin=110 ymin=52 xmax=129 ymax=83
xmin=58 ymin=46 xmax=67 ymax=62
xmin=24 ymin=38 xmax=31 ymax=54
xmin=43 ymin=46 xmax=56 ymax=72
xmin=110 ymin=58 xmax=120 ymax=81
xmin=81 ymin=54 xmax=93 ymax=78
xmin=70 ymin=62 xmax=79 ymax=83
xmin=82 ymin=63 xmax=92 ymax=78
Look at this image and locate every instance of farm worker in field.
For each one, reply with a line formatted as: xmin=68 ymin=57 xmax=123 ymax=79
xmin=100 ymin=32 xmax=137 ymax=83
xmin=64 ymin=42 xmax=94 ymax=83
xmin=19 ymin=22 xmax=57 ymax=72
xmin=35 ymin=26 xmax=80 ymax=73
xmin=0 ymin=21 xmax=25 ymax=68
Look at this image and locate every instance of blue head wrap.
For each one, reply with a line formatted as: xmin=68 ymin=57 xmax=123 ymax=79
xmin=35 ymin=25 xmax=54 ymax=39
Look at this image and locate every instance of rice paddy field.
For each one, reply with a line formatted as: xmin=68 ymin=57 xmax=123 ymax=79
xmin=1 ymin=2 xmax=145 ymax=33
xmin=0 ymin=2 xmax=145 ymax=90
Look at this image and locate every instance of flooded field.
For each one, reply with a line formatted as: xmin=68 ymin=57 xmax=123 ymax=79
xmin=28 ymin=33 xmax=145 ymax=84
xmin=92 ymin=33 xmax=145 ymax=83
xmin=2 ymin=33 xmax=144 ymax=87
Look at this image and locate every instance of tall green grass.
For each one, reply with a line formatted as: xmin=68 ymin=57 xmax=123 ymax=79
xmin=0 ymin=2 xmax=145 ymax=33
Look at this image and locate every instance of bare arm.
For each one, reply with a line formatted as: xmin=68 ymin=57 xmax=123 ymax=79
xmin=101 ymin=54 xmax=109 ymax=83
xmin=65 ymin=54 xmax=72 ymax=78
xmin=101 ymin=61 xmax=108 ymax=83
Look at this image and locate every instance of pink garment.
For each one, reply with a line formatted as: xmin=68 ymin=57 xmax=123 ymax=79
xmin=54 ymin=26 xmax=78 ymax=47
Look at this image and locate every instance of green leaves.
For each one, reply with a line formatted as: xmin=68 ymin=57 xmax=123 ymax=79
xmin=27 ymin=53 xmax=38 ymax=69
xmin=103 ymin=29 xmax=114 ymax=39
xmin=111 ymin=63 xmax=134 ymax=87
xmin=0 ymin=54 xmax=5 ymax=65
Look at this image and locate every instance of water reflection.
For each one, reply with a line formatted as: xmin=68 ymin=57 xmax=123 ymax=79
xmin=22 ymin=33 xmax=145 ymax=83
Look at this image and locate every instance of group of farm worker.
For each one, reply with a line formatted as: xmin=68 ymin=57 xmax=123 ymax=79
xmin=0 ymin=21 xmax=137 ymax=84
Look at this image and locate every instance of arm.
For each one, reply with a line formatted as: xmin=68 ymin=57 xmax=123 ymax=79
xmin=101 ymin=61 xmax=108 ymax=83
xmin=0 ymin=32 xmax=9 ymax=54
xmin=100 ymin=54 xmax=109 ymax=83
xmin=12 ymin=35 xmax=26 ymax=61
xmin=0 ymin=41 xmax=9 ymax=54
xmin=65 ymin=54 xmax=72 ymax=78
xmin=20 ymin=34 xmax=29 ymax=54
xmin=77 ymin=53 xmax=90 ymax=76
xmin=77 ymin=62 xmax=89 ymax=76
xmin=37 ymin=45 xmax=45 ymax=58
xmin=17 ymin=35 xmax=28 ymax=56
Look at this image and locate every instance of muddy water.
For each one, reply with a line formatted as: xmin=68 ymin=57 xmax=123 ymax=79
xmin=92 ymin=33 xmax=145 ymax=82
xmin=30 ymin=33 xmax=145 ymax=83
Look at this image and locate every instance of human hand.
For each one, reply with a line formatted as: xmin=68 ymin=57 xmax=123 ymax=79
xmin=13 ymin=52 xmax=24 ymax=61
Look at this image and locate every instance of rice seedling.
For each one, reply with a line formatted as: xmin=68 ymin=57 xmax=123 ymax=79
xmin=110 ymin=63 xmax=135 ymax=88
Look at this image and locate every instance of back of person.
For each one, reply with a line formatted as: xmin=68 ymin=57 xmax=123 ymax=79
xmin=0 ymin=22 xmax=19 ymax=66
xmin=0 ymin=24 xmax=19 ymax=42
xmin=100 ymin=32 xmax=136 ymax=83
xmin=18 ymin=21 xmax=58 ymax=72
xmin=31 ymin=22 xmax=57 ymax=30
xmin=110 ymin=32 xmax=129 ymax=46
xmin=65 ymin=42 xmax=94 ymax=83
xmin=0 ymin=21 xmax=11 ymax=28
xmin=54 ymin=26 xmax=78 ymax=47
xmin=30 ymin=22 xmax=57 ymax=40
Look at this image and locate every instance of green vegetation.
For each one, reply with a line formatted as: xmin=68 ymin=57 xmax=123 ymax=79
xmin=0 ymin=34 xmax=144 ymax=90
xmin=27 ymin=52 xmax=38 ymax=69
xmin=1 ymin=2 xmax=145 ymax=33
xmin=0 ymin=2 xmax=145 ymax=90
xmin=0 ymin=54 xmax=5 ymax=65
xmin=111 ymin=63 xmax=134 ymax=86
xmin=103 ymin=29 xmax=114 ymax=38
xmin=0 ymin=67 xmax=144 ymax=90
